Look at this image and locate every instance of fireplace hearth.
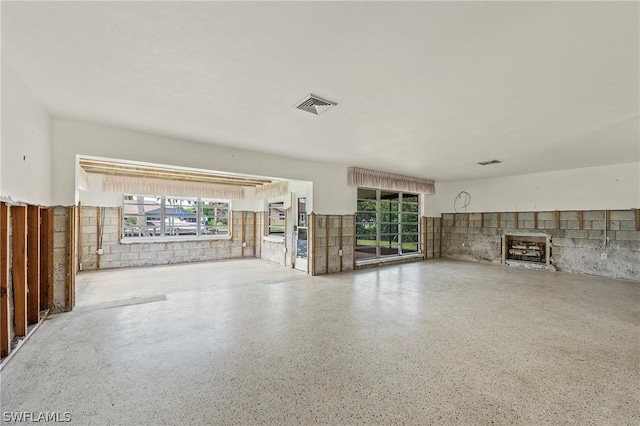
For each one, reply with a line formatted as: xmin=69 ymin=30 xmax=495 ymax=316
xmin=501 ymin=233 xmax=553 ymax=270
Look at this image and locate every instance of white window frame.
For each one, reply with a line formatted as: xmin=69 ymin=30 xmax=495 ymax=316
xmin=121 ymin=194 xmax=231 ymax=243
xmin=356 ymin=188 xmax=421 ymax=264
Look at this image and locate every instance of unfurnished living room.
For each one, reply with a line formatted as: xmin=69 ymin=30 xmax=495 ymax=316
xmin=0 ymin=1 xmax=638 ymax=425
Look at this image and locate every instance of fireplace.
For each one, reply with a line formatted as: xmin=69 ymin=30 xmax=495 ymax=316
xmin=501 ymin=233 xmax=552 ymax=270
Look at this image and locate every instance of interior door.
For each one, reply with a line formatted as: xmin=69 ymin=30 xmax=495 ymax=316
xmin=294 ymin=193 xmax=308 ymax=272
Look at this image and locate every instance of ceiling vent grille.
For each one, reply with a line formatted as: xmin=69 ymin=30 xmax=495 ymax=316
xmin=294 ymin=94 xmax=337 ymax=115
xmin=478 ymin=159 xmax=502 ymax=166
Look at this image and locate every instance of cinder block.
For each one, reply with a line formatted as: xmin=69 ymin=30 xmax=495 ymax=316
xmin=561 ymin=211 xmax=579 ymax=221
xmin=564 ymin=230 xmax=589 ymax=239
xmin=538 ymin=212 xmax=555 ymax=221
xmin=109 ymin=244 xmax=131 ymax=253
xmin=620 ymin=220 xmax=637 ymax=231
xmin=615 ymin=231 xmax=640 ymax=241
xmin=610 ymin=210 xmax=635 ymax=221
xmin=584 ymin=211 xmax=605 ymax=221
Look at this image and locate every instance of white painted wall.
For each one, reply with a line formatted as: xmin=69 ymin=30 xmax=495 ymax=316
xmin=426 ymin=162 xmax=640 ymax=215
xmin=52 ymin=119 xmax=356 ymax=213
xmin=1 ymin=58 xmax=52 ymax=205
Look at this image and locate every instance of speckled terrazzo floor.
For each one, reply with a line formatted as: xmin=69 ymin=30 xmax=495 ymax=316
xmin=1 ymin=258 xmax=638 ymax=425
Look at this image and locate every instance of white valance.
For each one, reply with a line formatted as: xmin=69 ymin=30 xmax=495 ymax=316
xmin=78 ymin=167 xmax=90 ymax=191
xmin=254 ymin=181 xmax=288 ymax=199
xmin=102 ymin=175 xmax=245 ymax=200
xmin=347 ymin=167 xmax=435 ymax=194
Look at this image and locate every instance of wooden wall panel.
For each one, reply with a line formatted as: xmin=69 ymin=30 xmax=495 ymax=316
xmin=40 ymin=209 xmax=54 ymax=311
xmin=12 ymin=206 xmax=28 ymax=337
xmin=1 ymin=203 xmax=10 ymax=356
xmin=27 ymin=205 xmax=41 ymax=325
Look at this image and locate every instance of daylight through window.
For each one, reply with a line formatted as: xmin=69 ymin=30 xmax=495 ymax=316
xmin=122 ymin=195 xmax=230 ymax=240
xmin=356 ymin=188 xmax=420 ymax=262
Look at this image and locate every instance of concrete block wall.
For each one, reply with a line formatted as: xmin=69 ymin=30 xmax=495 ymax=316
xmin=441 ymin=209 xmax=640 ymax=281
xmin=424 ymin=217 xmax=441 ymax=259
xmin=310 ymin=214 xmax=355 ymax=275
xmin=52 ymin=207 xmax=70 ymax=312
xmin=79 ymin=207 xmax=256 ymax=270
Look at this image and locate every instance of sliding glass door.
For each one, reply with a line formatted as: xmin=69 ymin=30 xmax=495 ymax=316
xmin=356 ymin=188 xmax=420 ymax=262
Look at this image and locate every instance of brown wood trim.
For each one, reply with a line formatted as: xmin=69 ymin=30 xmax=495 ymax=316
xmin=438 ymin=216 xmax=443 ymax=256
xmin=533 ymin=212 xmax=538 ymax=229
xmin=497 ymin=212 xmax=501 ymax=228
xmin=481 ymin=213 xmax=485 ymax=229
xmin=309 ymin=213 xmax=316 ymax=276
xmin=253 ymin=212 xmax=257 ymax=258
xmin=65 ymin=207 xmax=76 ymax=312
xmin=77 ymin=203 xmax=82 ymax=271
xmin=1 ymin=203 xmax=10 ymax=356
xmin=514 ymin=212 xmax=519 ymax=229
xmin=96 ymin=207 xmax=101 ymax=270
xmin=241 ymin=211 xmax=245 ymax=258
xmin=325 ymin=215 xmax=329 ymax=274
xmin=117 ymin=207 xmax=122 ymax=243
xmin=353 ymin=214 xmax=356 ymax=271
xmin=27 ymin=205 xmax=40 ymax=325
xmin=578 ymin=211 xmax=584 ymax=230
xmin=339 ymin=216 xmax=343 ymax=272
xmin=605 ymin=210 xmax=611 ymax=231
xmin=636 ymin=209 xmax=640 ymax=232
xmin=12 ymin=206 xmax=28 ymax=336
xmin=40 ymin=209 xmax=53 ymax=311
xmin=555 ymin=210 xmax=560 ymax=229
xmin=431 ymin=217 xmax=435 ymax=258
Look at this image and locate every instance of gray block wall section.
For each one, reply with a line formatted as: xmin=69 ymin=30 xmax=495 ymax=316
xmin=440 ymin=210 xmax=640 ymax=281
xmin=52 ymin=207 xmax=70 ymax=312
xmin=425 ymin=217 xmax=441 ymax=259
xmin=311 ymin=215 xmax=355 ymax=275
xmin=79 ymin=207 xmax=256 ymax=270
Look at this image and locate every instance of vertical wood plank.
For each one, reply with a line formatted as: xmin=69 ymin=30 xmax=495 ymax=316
xmin=1 ymin=203 xmax=10 ymax=356
xmin=555 ymin=210 xmax=560 ymax=229
xmin=241 ymin=211 xmax=245 ymax=258
xmin=40 ymin=208 xmax=53 ymax=311
xmin=339 ymin=216 xmax=343 ymax=272
xmin=534 ymin=212 xmax=538 ymax=229
xmin=514 ymin=212 xmax=519 ymax=229
xmin=77 ymin=202 xmax=82 ymax=272
xmin=635 ymin=209 xmax=640 ymax=232
xmin=497 ymin=212 xmax=501 ymax=228
xmin=481 ymin=213 xmax=485 ymax=229
xmin=310 ymin=213 xmax=316 ymax=276
xmin=605 ymin=210 xmax=611 ymax=231
xmin=65 ymin=207 xmax=76 ymax=312
xmin=325 ymin=216 xmax=329 ymax=274
xmin=353 ymin=214 xmax=356 ymax=271
xmin=431 ymin=217 xmax=435 ymax=258
xmin=27 ymin=205 xmax=40 ymax=325
xmin=96 ymin=207 xmax=101 ymax=270
xmin=12 ymin=206 xmax=28 ymax=336
xmin=578 ymin=211 xmax=584 ymax=230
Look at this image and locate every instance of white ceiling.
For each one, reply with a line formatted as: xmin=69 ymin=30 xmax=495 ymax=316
xmin=2 ymin=1 xmax=638 ymax=182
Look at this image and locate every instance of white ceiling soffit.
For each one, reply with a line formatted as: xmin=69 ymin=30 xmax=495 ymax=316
xmin=2 ymin=2 xmax=639 ymax=182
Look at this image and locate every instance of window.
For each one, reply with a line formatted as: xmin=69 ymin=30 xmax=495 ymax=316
xmin=356 ymin=188 xmax=420 ymax=262
xmin=122 ymin=195 xmax=230 ymax=240
xmin=268 ymin=202 xmax=285 ymax=236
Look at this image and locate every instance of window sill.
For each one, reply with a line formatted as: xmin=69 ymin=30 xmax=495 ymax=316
xmin=263 ymin=235 xmax=285 ymax=243
xmin=120 ymin=235 xmax=232 ymax=244
xmin=356 ymin=253 xmax=424 ymax=266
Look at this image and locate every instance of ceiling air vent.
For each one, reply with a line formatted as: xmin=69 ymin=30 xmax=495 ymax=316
xmin=294 ymin=94 xmax=337 ymax=115
xmin=478 ymin=159 xmax=502 ymax=166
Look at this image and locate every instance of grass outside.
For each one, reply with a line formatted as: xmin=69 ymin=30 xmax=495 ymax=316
xmin=356 ymin=238 xmax=419 ymax=250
